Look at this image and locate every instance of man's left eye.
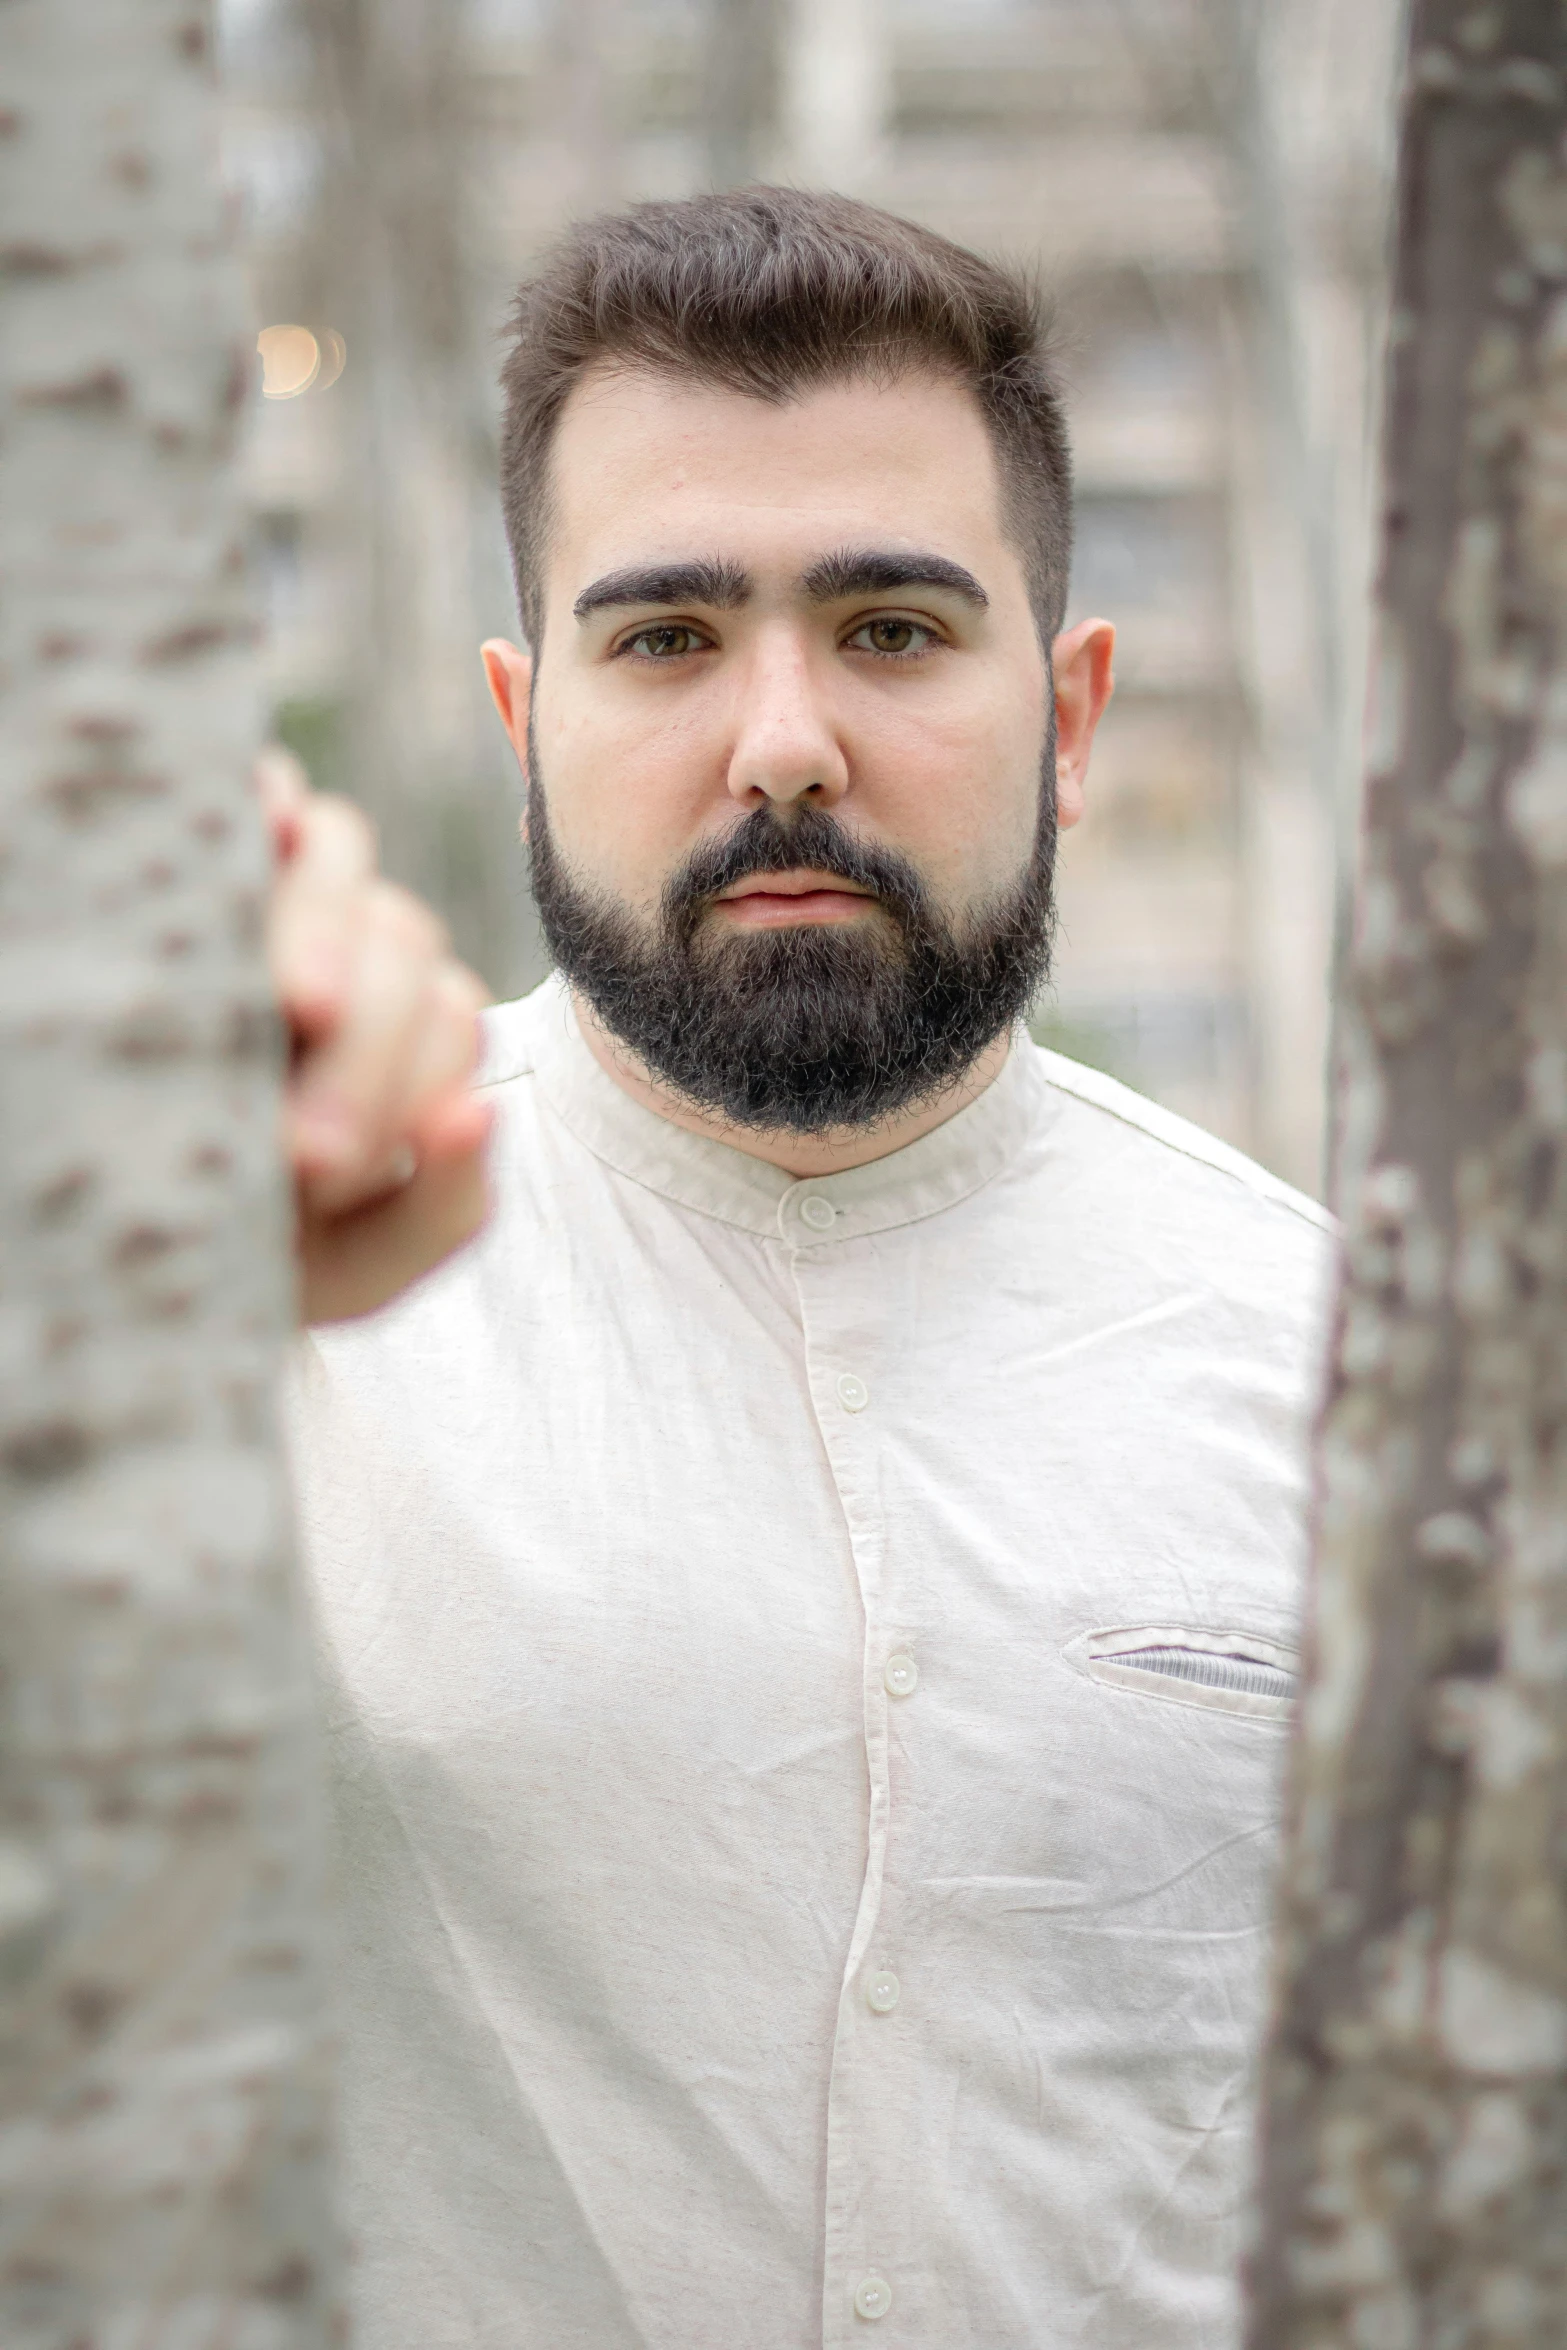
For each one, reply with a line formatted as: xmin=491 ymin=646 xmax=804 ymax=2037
xmin=846 ymin=618 xmax=936 ymax=657
xmin=624 ymin=625 xmax=707 ymax=659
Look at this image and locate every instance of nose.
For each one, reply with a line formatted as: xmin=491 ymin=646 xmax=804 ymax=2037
xmin=724 ymin=627 xmax=849 ymax=812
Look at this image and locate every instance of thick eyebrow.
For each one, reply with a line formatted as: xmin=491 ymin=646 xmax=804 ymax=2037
xmin=573 ymin=557 xmax=751 ymax=621
xmin=800 ymin=547 xmax=990 ymax=609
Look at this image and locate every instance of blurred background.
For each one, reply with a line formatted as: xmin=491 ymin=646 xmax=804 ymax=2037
xmin=219 ymin=0 xmax=1405 ymax=1195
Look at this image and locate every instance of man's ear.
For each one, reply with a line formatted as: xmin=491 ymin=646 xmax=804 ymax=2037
xmin=1050 ymin=617 xmax=1115 ymax=833
xmin=482 ymin=639 xmax=535 ymax=843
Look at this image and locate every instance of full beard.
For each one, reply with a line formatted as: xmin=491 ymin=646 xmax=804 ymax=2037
xmin=525 ymin=742 xmax=1058 ymax=1137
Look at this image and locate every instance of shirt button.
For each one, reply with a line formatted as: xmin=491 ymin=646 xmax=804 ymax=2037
xmin=799 ymin=1194 xmax=836 ymax=1231
xmin=866 ymin=1968 xmax=900 ymax=2014
xmin=837 ymin=1372 xmax=869 ymax=1413
xmin=884 ymin=1651 xmax=919 ymax=1698
xmin=854 ymin=2275 xmax=894 ymax=2321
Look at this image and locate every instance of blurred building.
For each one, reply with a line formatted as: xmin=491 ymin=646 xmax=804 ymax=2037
xmin=221 ymin=0 xmax=1402 ymax=1194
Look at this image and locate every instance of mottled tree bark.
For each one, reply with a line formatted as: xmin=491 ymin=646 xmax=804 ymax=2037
xmin=1250 ymin=7 xmax=1567 ymax=2346
xmin=0 ymin=5 xmax=337 ymax=2341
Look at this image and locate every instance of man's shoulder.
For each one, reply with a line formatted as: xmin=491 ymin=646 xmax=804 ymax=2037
xmin=1023 ymin=1042 xmax=1337 ymax=1328
xmin=1029 ymin=1043 xmax=1334 ymax=1236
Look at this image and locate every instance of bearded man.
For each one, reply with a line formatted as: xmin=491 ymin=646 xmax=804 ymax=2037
xmin=273 ymin=188 xmax=1333 ymax=2350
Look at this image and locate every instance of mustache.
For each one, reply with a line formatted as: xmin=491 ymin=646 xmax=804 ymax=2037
xmin=665 ymin=804 xmax=930 ymax=939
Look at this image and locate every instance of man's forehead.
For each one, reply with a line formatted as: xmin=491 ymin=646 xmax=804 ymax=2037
xmin=546 ymin=362 xmax=1008 ymax=590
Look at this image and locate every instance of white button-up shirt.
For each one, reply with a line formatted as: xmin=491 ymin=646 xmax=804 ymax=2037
xmin=287 ymin=975 xmax=1333 ymax=2350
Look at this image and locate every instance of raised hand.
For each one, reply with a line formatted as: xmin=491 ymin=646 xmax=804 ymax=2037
xmin=261 ymin=747 xmax=494 ymax=1322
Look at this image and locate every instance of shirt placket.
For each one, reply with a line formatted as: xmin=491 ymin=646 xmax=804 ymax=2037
xmin=781 ymin=1183 xmax=918 ymax=2346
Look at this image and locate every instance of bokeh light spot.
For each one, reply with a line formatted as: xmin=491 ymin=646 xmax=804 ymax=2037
xmin=258 ymin=324 xmax=320 ymax=399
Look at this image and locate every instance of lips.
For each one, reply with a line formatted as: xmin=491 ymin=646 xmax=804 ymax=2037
xmin=709 ymin=869 xmax=881 ymax=931
xmin=716 ymin=870 xmax=874 ymax=902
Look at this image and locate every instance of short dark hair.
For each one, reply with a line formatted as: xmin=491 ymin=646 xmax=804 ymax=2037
xmin=498 ymin=185 xmax=1072 ymax=649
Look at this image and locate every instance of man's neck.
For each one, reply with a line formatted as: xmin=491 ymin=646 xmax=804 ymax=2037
xmin=570 ymin=990 xmax=1013 ymax=1179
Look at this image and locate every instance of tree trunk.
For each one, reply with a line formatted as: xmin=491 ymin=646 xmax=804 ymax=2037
xmin=703 ymin=0 xmax=780 ymax=188
xmin=0 ymin=5 xmax=336 ymax=2340
xmin=307 ymin=0 xmax=527 ymax=995
xmin=1250 ymin=7 xmax=1567 ymax=2345
xmin=779 ymin=0 xmax=890 ymax=191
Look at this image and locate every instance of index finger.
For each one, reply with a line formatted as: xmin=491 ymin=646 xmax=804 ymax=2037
xmin=269 ymin=797 xmax=382 ymax=1029
xmin=287 ymin=791 xmax=378 ymax=892
xmin=255 ymin=743 xmax=313 ymax=857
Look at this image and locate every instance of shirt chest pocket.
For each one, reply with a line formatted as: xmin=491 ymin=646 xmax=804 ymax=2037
xmin=1070 ymin=1621 xmax=1299 ymax=1723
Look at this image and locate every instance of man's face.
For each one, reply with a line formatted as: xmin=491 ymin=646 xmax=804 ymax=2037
xmin=486 ymin=365 xmax=1110 ymax=1131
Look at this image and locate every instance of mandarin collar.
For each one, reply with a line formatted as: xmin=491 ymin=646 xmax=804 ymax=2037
xmin=520 ymin=975 xmax=1052 ymax=1245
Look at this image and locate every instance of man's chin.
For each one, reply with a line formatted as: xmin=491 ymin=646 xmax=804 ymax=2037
xmin=686 ymin=903 xmax=906 ymax=977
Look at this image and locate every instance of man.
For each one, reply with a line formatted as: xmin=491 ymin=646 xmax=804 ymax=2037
xmin=274 ymin=188 xmax=1333 ymax=2349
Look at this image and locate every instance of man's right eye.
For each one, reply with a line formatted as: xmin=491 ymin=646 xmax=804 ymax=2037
xmin=620 ymin=624 xmax=709 ymax=660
